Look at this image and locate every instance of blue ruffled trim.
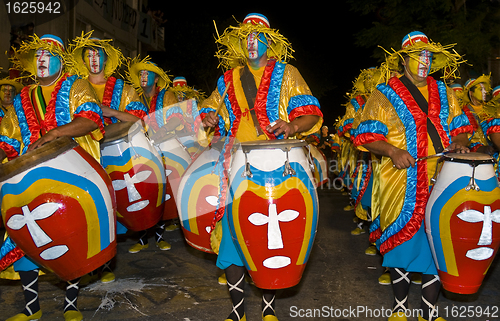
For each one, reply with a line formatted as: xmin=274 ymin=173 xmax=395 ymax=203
xmin=449 ymin=113 xmax=470 ymax=134
xmin=266 ymin=61 xmax=285 ymax=137
xmin=354 ymin=119 xmax=388 ymax=139
xmin=164 ymin=106 xmax=183 ymax=123
xmin=11 ymin=94 xmax=26 ymax=154
xmin=481 ymin=117 xmax=500 ymax=137
xmin=110 ymin=79 xmax=124 ymax=111
xmin=287 ymin=95 xmax=321 ymax=115
xmin=376 ymin=83 xmax=418 ymax=246
xmin=74 ymin=101 xmax=103 ymax=119
xmin=350 ymin=97 xmax=363 ymax=112
xmin=0 ymin=236 xmax=17 ymax=261
xmin=55 ymin=75 xmax=78 ymax=127
xmin=437 ymin=81 xmax=452 ymax=144
xmin=154 ymin=88 xmax=166 ymax=129
xmin=0 ymin=109 xmax=4 ymax=119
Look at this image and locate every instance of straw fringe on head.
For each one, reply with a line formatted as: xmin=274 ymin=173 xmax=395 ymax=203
xmin=67 ymin=31 xmax=125 ymax=79
xmin=352 ymin=66 xmax=386 ymax=97
xmin=379 ymin=31 xmax=465 ymax=82
xmin=0 ymin=78 xmax=24 ymax=93
xmin=10 ymin=34 xmax=69 ymax=80
xmin=214 ymin=16 xmax=294 ymax=70
xmin=126 ymin=56 xmax=171 ymax=95
xmin=462 ymin=74 xmax=491 ymax=105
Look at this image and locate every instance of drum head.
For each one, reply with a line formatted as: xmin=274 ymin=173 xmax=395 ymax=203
xmin=241 ymin=139 xmax=307 ymax=153
xmin=0 ymin=136 xmax=77 ymax=183
xmin=101 ymin=121 xmax=141 ymax=147
xmin=444 ymin=152 xmax=495 ymax=165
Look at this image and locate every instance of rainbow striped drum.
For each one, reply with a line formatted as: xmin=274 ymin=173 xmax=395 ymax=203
xmin=305 ymin=144 xmax=328 ymax=187
xmin=153 ymin=133 xmax=192 ymax=220
xmin=426 ymin=153 xmax=500 ymax=294
xmin=176 ymin=141 xmax=225 ymax=253
xmin=227 ymin=139 xmax=319 ymax=289
xmin=101 ymin=121 xmax=166 ymax=231
xmin=0 ymin=137 xmax=116 ymax=281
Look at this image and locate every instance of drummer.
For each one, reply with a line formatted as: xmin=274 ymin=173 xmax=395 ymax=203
xmin=68 ymin=32 xmax=148 ymax=284
xmin=68 ymin=32 xmax=147 ymax=125
xmin=0 ymin=34 xmax=105 ymax=321
xmin=201 ymin=13 xmax=322 ymax=321
xmin=0 ymin=78 xmax=23 ymax=124
xmin=460 ymin=76 xmax=494 ymax=154
xmin=125 ymin=57 xmax=177 ymax=253
xmin=352 ymin=31 xmax=472 ymax=321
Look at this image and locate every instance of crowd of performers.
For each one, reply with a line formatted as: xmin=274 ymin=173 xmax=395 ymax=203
xmin=0 ymin=12 xmax=325 ymax=321
xmin=1 ymin=10 xmax=499 ymax=321
xmin=335 ymin=31 xmax=500 ymax=321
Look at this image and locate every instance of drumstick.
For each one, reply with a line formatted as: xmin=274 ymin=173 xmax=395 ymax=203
xmin=215 ymin=81 xmax=231 ymax=116
xmin=205 ymin=82 xmax=231 ymax=133
xmin=416 ymin=150 xmax=452 ymax=162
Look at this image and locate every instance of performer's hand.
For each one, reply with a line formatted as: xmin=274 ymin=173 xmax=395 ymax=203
xmin=266 ymin=119 xmax=298 ymax=139
xmin=202 ymin=111 xmax=218 ymax=128
xmin=447 ymin=142 xmax=470 ymax=154
xmin=27 ymin=128 xmax=60 ymax=152
xmin=389 ymin=148 xmax=415 ymax=169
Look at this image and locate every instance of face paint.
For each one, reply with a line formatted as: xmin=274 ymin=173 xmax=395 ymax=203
xmin=84 ymin=48 xmax=105 ymax=74
xmin=472 ymin=83 xmax=487 ymax=103
xmin=0 ymin=85 xmax=16 ymax=106
xmin=35 ymin=49 xmax=62 ymax=79
xmin=139 ymin=70 xmax=156 ymax=88
xmin=407 ymin=50 xmax=433 ymax=78
xmin=246 ymin=32 xmax=268 ymax=60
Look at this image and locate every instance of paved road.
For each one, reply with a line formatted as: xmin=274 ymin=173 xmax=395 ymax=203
xmin=1 ymin=187 xmax=499 ymax=320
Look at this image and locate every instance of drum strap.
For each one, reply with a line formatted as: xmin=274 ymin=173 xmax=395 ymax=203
xmin=240 ymin=65 xmax=264 ymax=136
xmin=399 ymin=76 xmax=444 ymax=153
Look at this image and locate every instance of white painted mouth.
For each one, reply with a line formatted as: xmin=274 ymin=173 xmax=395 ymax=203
xmin=127 ymin=200 xmax=149 ymax=212
xmin=40 ymin=245 xmax=69 ymax=260
xmin=263 ymin=256 xmax=291 ymax=269
xmin=466 ymin=247 xmax=494 ymax=261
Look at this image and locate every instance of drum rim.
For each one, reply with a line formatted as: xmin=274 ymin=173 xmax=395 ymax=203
xmin=100 ymin=121 xmax=141 ymax=148
xmin=0 ymin=136 xmax=78 ymax=183
xmin=444 ymin=152 xmax=495 ymax=165
xmin=240 ymin=139 xmax=307 ymax=153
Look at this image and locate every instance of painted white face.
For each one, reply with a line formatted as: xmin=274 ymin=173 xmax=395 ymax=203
xmin=35 ymin=49 xmax=62 ymax=79
xmin=1 ymin=85 xmax=16 ymax=106
xmin=84 ymin=47 xmax=105 ymax=74
xmin=471 ymin=83 xmax=488 ymax=103
xmin=246 ymin=32 xmax=268 ymax=60
xmin=139 ymin=70 xmax=156 ymax=88
xmin=457 ymin=206 xmax=500 ymax=260
xmin=407 ymin=50 xmax=433 ymax=79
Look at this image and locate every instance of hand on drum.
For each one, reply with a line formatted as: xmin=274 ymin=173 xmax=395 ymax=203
xmin=447 ymin=142 xmax=470 ymax=154
xmin=266 ymin=119 xmax=298 ymax=139
xmin=28 ymin=129 xmax=60 ymax=152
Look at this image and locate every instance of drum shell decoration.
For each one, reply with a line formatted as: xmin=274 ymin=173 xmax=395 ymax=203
xmin=100 ymin=122 xmax=166 ymax=231
xmin=155 ymin=135 xmax=192 ymax=221
xmin=425 ymin=153 xmax=500 ymax=294
xmin=176 ymin=144 xmax=222 ymax=254
xmin=0 ymin=137 xmax=117 ymax=281
xmin=227 ymin=140 xmax=319 ymax=289
xmin=305 ymin=144 xmax=328 ymax=187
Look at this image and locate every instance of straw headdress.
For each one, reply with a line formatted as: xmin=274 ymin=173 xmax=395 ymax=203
xmin=126 ymin=56 xmax=171 ymax=95
xmin=67 ymin=31 xmax=125 ymax=79
xmin=10 ymin=34 xmax=68 ymax=79
xmin=380 ymin=31 xmax=465 ymax=82
xmin=214 ymin=13 xmax=294 ymax=70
